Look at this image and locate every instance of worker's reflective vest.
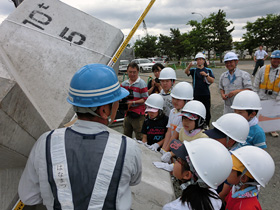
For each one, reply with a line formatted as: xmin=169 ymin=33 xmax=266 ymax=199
xmin=45 ymin=127 xmax=126 ymax=210
xmin=259 ymin=64 xmax=280 ymax=92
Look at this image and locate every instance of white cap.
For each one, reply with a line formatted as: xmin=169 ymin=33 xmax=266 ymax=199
xmin=184 ymin=138 xmax=233 ymax=189
xmin=195 ymin=52 xmax=205 ymax=60
xmin=170 ymin=82 xmax=193 ymax=100
xmin=223 ymin=52 xmax=238 ymax=62
xmin=145 ymin=93 xmax=164 ymax=110
xmin=159 ymin=67 xmax=176 ymax=80
xmin=231 ymin=90 xmax=262 ymax=110
xmin=231 ymin=146 xmax=275 ymax=187
xmin=181 ymin=100 xmax=206 ymax=119
xmin=212 ymin=113 xmax=249 ymax=143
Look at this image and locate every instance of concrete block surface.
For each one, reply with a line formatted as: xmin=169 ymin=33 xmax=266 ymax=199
xmin=0 ymin=0 xmax=123 ymax=129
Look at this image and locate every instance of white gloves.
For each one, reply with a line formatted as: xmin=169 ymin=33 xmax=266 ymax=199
xmin=153 ymin=162 xmax=174 ymax=172
xmin=137 ymin=140 xmax=149 ymax=147
xmin=149 ymin=143 xmax=160 ymax=151
xmin=161 ymin=152 xmax=172 ymax=163
xmin=160 ymin=148 xmax=166 ymax=155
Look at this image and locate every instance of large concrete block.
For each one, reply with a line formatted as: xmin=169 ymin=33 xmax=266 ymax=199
xmin=0 ymin=59 xmax=49 ymax=167
xmin=131 ymin=145 xmax=175 ymax=209
xmin=0 ymin=0 xmax=123 ymax=208
xmin=0 ymin=168 xmax=24 ymax=210
xmin=0 ymin=0 xmax=123 ymax=129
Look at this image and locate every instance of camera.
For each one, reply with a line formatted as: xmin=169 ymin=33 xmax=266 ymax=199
xmin=265 ymin=90 xmax=273 ymax=95
xmin=192 ymin=61 xmax=197 ymax=65
xmin=155 ymin=78 xmax=160 ymax=83
xmin=119 ymin=89 xmax=134 ymax=111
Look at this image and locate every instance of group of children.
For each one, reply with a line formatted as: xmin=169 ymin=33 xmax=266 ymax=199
xmin=137 ymin=62 xmax=275 ymax=209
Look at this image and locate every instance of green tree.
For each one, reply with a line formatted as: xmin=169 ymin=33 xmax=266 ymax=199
xmin=204 ymin=10 xmax=234 ymax=62
xmin=241 ymin=32 xmax=256 ymax=55
xmin=133 ymin=35 xmax=158 ymax=58
xmin=187 ymin=20 xmax=208 ymax=57
xmin=157 ymin=34 xmax=173 ymax=59
xmin=233 ymin=41 xmax=247 ymax=59
xmin=170 ymin=28 xmax=187 ymax=61
xmin=181 ymin=33 xmax=193 ymax=58
xmin=242 ymin=14 xmax=280 ymax=51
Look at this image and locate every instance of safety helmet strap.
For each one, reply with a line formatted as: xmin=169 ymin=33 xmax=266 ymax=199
xmin=184 ymin=155 xmax=208 ymax=189
xmin=197 ymin=117 xmax=205 ymax=127
xmin=234 ymin=168 xmax=258 ymax=190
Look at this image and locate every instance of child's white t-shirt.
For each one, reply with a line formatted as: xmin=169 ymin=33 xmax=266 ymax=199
xmin=167 ymin=108 xmax=183 ymax=136
xmin=160 ymin=89 xmax=173 ymax=117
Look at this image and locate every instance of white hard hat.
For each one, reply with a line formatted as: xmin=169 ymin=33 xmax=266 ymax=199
xmin=184 ymin=138 xmax=233 ymax=189
xmin=170 ymin=82 xmax=193 ymax=100
xmin=231 ymin=90 xmax=262 ymax=110
xmin=145 ymin=93 xmax=164 ymax=110
xmin=223 ymin=52 xmax=238 ymax=62
xmin=182 ymin=100 xmax=206 ymax=119
xmin=231 ymin=146 xmax=275 ymax=187
xmin=212 ymin=113 xmax=249 ymax=143
xmin=159 ymin=67 xmax=176 ymax=80
xmin=195 ymin=52 xmax=205 ymax=60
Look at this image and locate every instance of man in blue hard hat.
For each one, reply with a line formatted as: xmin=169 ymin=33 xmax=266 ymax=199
xmin=253 ymin=50 xmax=280 ymax=137
xmin=18 ymin=64 xmax=142 ymax=210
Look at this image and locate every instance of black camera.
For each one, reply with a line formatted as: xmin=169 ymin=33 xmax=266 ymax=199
xmin=265 ymin=90 xmax=273 ymax=95
xmin=155 ymin=78 xmax=160 ymax=83
xmin=119 ymin=89 xmax=134 ymax=111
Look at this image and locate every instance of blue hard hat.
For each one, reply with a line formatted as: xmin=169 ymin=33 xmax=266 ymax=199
xmin=271 ymin=50 xmax=280 ymax=59
xmin=67 ymin=64 xmax=129 ymax=107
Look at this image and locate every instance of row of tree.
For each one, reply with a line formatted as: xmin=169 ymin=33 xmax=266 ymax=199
xmin=236 ymin=14 xmax=280 ymax=56
xmin=133 ymin=10 xmax=280 ymax=63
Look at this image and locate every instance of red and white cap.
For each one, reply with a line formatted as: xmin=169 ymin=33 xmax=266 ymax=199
xmin=145 ymin=106 xmax=159 ymax=113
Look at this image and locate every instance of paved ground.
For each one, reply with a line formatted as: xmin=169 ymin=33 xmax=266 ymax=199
xmin=115 ymin=60 xmax=280 ymax=210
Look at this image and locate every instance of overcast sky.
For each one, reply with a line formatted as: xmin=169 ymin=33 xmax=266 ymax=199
xmin=1 ymin=0 xmax=279 ymax=44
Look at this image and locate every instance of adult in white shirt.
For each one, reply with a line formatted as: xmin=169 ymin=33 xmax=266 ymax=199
xmin=252 ymin=45 xmax=268 ymax=76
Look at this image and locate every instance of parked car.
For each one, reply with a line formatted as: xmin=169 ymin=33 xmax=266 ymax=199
xmin=131 ymin=58 xmax=154 ymax=72
xmin=119 ymin=60 xmax=129 ymax=73
xmin=148 ymin=57 xmax=166 ymax=66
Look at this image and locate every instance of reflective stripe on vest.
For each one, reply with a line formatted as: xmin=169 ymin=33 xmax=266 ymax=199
xmin=50 ymin=128 xmax=74 ymax=209
xmin=259 ymin=64 xmax=280 ymax=92
xmin=88 ymin=132 xmax=123 ymax=210
xmin=48 ymin=128 xmax=124 ymax=210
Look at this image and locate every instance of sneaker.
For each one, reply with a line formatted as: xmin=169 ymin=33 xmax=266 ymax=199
xmin=270 ymin=131 xmax=279 ymax=137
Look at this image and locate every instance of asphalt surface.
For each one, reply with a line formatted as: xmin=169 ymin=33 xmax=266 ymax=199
xmin=115 ymin=60 xmax=280 ymax=210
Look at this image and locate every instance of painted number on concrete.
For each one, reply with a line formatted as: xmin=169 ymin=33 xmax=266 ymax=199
xmin=59 ymin=27 xmax=86 ymax=45
xmin=22 ymin=2 xmax=86 ymax=45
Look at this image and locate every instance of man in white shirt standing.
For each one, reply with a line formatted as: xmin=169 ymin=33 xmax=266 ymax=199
xmin=252 ymin=45 xmax=268 ymax=77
